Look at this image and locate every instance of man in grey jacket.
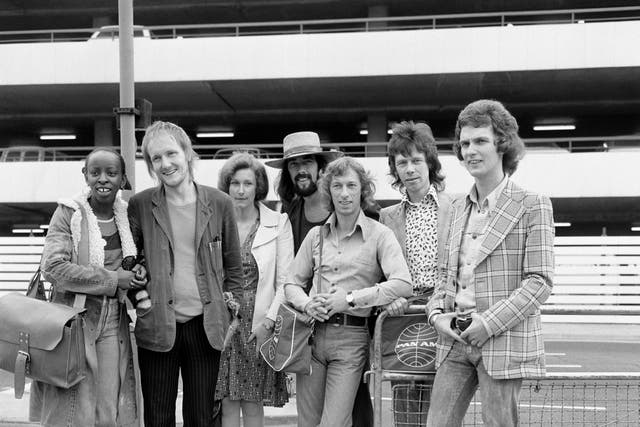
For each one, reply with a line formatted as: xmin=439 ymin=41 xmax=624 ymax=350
xmin=129 ymin=121 xmax=243 ymax=427
xmin=380 ymin=121 xmax=455 ymax=426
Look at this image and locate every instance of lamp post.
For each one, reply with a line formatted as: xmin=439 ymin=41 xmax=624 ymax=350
xmin=118 ymin=0 xmax=136 ymax=198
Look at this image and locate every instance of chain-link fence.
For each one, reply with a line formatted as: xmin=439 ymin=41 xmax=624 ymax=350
xmin=389 ymin=374 xmax=640 ymax=426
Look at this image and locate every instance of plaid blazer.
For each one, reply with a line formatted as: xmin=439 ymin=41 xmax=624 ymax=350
xmin=427 ymin=180 xmax=555 ymax=379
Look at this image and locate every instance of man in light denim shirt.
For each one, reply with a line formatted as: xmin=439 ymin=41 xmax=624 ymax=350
xmin=285 ymin=156 xmax=413 ymax=427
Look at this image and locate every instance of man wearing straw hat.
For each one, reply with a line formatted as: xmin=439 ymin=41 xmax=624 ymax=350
xmin=266 ymin=131 xmax=374 ymax=426
xmin=266 ymin=131 xmax=343 ymax=254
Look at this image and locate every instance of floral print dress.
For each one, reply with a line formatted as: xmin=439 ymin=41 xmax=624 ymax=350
xmin=215 ymin=220 xmax=289 ymax=406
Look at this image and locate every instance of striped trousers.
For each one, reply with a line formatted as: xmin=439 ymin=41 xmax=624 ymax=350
xmin=138 ymin=315 xmax=221 ymax=427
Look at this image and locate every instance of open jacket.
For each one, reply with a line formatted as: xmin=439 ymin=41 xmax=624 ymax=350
xmin=427 ymin=180 xmax=555 ymax=379
xmin=32 ymin=196 xmax=138 ymax=427
xmin=379 ymin=190 xmax=456 ymax=284
xmin=250 ymin=203 xmax=294 ymax=332
xmin=128 ymin=182 xmax=243 ymax=352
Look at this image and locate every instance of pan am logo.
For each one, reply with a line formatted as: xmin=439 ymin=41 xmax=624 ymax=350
xmin=395 ymin=323 xmax=437 ymax=368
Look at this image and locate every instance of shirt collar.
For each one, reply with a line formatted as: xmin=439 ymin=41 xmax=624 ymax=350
xmin=401 ymin=184 xmax=440 ymax=208
xmin=468 ymin=175 xmax=509 ymax=212
xmin=323 ymin=209 xmax=369 ymax=240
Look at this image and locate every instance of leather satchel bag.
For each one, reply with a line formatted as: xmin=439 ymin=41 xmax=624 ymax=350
xmin=0 ymin=268 xmax=87 ymax=399
xmin=260 ymin=229 xmax=325 ymax=375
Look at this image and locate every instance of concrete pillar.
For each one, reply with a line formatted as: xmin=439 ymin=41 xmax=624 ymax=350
xmin=366 ymin=113 xmax=387 ymax=156
xmin=92 ymin=16 xmax=112 ymax=28
xmin=368 ymin=5 xmax=389 ymax=30
xmin=93 ymin=119 xmax=114 ymax=146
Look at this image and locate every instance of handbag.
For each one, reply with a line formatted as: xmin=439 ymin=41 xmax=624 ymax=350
xmin=259 ymin=303 xmax=314 ymax=374
xmin=259 ymin=228 xmax=325 ymax=375
xmin=380 ymin=296 xmax=438 ymax=374
xmin=380 ymin=312 xmax=438 ymax=373
xmin=0 ymin=267 xmax=87 ymax=399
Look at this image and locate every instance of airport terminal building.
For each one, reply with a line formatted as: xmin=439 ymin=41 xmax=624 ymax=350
xmin=0 ymin=0 xmax=638 ymax=237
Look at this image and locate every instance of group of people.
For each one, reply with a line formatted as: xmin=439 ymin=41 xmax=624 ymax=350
xmin=29 ymin=98 xmax=554 ymax=427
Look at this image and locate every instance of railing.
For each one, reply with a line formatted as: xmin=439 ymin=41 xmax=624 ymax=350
xmin=546 ymin=236 xmax=640 ymax=324
xmin=0 ymin=6 xmax=639 ymax=44
xmin=1 ymin=135 xmax=639 ymax=162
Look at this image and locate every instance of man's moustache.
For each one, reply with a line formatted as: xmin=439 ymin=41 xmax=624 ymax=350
xmin=295 ymin=173 xmax=313 ymax=181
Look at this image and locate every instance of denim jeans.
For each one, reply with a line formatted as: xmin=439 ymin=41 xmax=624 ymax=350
xmin=95 ymin=298 xmax=121 ymax=427
xmin=296 ymin=322 xmax=369 ymax=427
xmin=426 ymin=341 xmax=522 ymax=427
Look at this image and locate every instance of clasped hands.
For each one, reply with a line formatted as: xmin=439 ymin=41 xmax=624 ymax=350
xmin=303 ymin=287 xmax=350 ymax=322
xmin=432 ymin=312 xmax=489 ymax=348
xmin=116 ymin=264 xmax=148 ymax=291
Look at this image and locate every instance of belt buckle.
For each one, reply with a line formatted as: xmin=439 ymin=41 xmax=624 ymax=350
xmin=329 ymin=313 xmax=344 ymax=326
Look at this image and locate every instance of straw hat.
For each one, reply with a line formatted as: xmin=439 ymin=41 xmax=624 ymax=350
xmin=265 ymin=131 xmax=343 ymax=168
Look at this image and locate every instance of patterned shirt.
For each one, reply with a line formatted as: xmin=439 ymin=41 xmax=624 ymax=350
xmin=401 ymin=185 xmax=440 ymax=295
xmin=455 ymin=176 xmax=509 ymax=315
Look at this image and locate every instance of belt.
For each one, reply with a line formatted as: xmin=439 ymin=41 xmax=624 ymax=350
xmin=326 ymin=313 xmax=367 ymax=327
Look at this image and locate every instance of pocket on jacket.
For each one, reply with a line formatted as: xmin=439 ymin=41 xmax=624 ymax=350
xmin=207 ymin=239 xmax=224 ymax=278
xmin=510 ymin=314 xmax=543 ymax=363
xmin=135 ymin=303 xmax=153 ymax=319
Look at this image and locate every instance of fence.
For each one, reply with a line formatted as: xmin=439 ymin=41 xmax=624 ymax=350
xmin=0 ymin=237 xmax=43 ymax=298
xmin=2 ymin=135 xmax=640 ymax=163
xmin=544 ymin=236 xmax=640 ymax=324
xmin=0 ymin=6 xmax=639 ymax=44
xmin=388 ymin=373 xmax=640 ymax=426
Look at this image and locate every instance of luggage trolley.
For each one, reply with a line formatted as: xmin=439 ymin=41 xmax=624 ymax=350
xmin=365 ymin=302 xmax=438 ymax=427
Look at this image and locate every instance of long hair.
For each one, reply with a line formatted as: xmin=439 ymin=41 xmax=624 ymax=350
xmin=387 ymin=120 xmax=445 ymax=192
xmin=318 ymin=157 xmax=377 ymax=213
xmin=275 ymin=155 xmax=328 ymax=204
xmin=453 ymin=99 xmax=525 ymax=176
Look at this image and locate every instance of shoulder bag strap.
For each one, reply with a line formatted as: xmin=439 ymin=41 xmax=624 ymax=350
xmin=73 ymin=203 xmax=92 ymax=309
xmin=317 ymin=227 xmax=324 ymax=291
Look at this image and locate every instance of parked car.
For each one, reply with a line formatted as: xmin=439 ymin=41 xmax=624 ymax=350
xmin=89 ymin=25 xmax=151 ymax=41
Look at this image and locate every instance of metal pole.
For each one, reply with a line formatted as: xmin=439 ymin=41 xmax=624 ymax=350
xmin=118 ymin=0 xmax=136 ymax=198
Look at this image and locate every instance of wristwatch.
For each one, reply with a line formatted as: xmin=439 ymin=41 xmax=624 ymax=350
xmin=346 ymin=291 xmax=356 ymax=308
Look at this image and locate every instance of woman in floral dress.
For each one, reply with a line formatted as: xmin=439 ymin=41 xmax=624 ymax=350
xmin=215 ymin=153 xmax=294 ymax=427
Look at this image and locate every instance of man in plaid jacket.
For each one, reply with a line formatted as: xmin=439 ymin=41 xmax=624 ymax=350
xmin=426 ymin=100 xmax=555 ymax=427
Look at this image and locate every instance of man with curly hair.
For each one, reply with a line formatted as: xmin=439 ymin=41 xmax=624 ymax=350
xmin=285 ymin=156 xmax=413 ymax=427
xmin=426 ymin=100 xmax=555 ymax=426
xmin=266 ymin=132 xmax=377 ymax=426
